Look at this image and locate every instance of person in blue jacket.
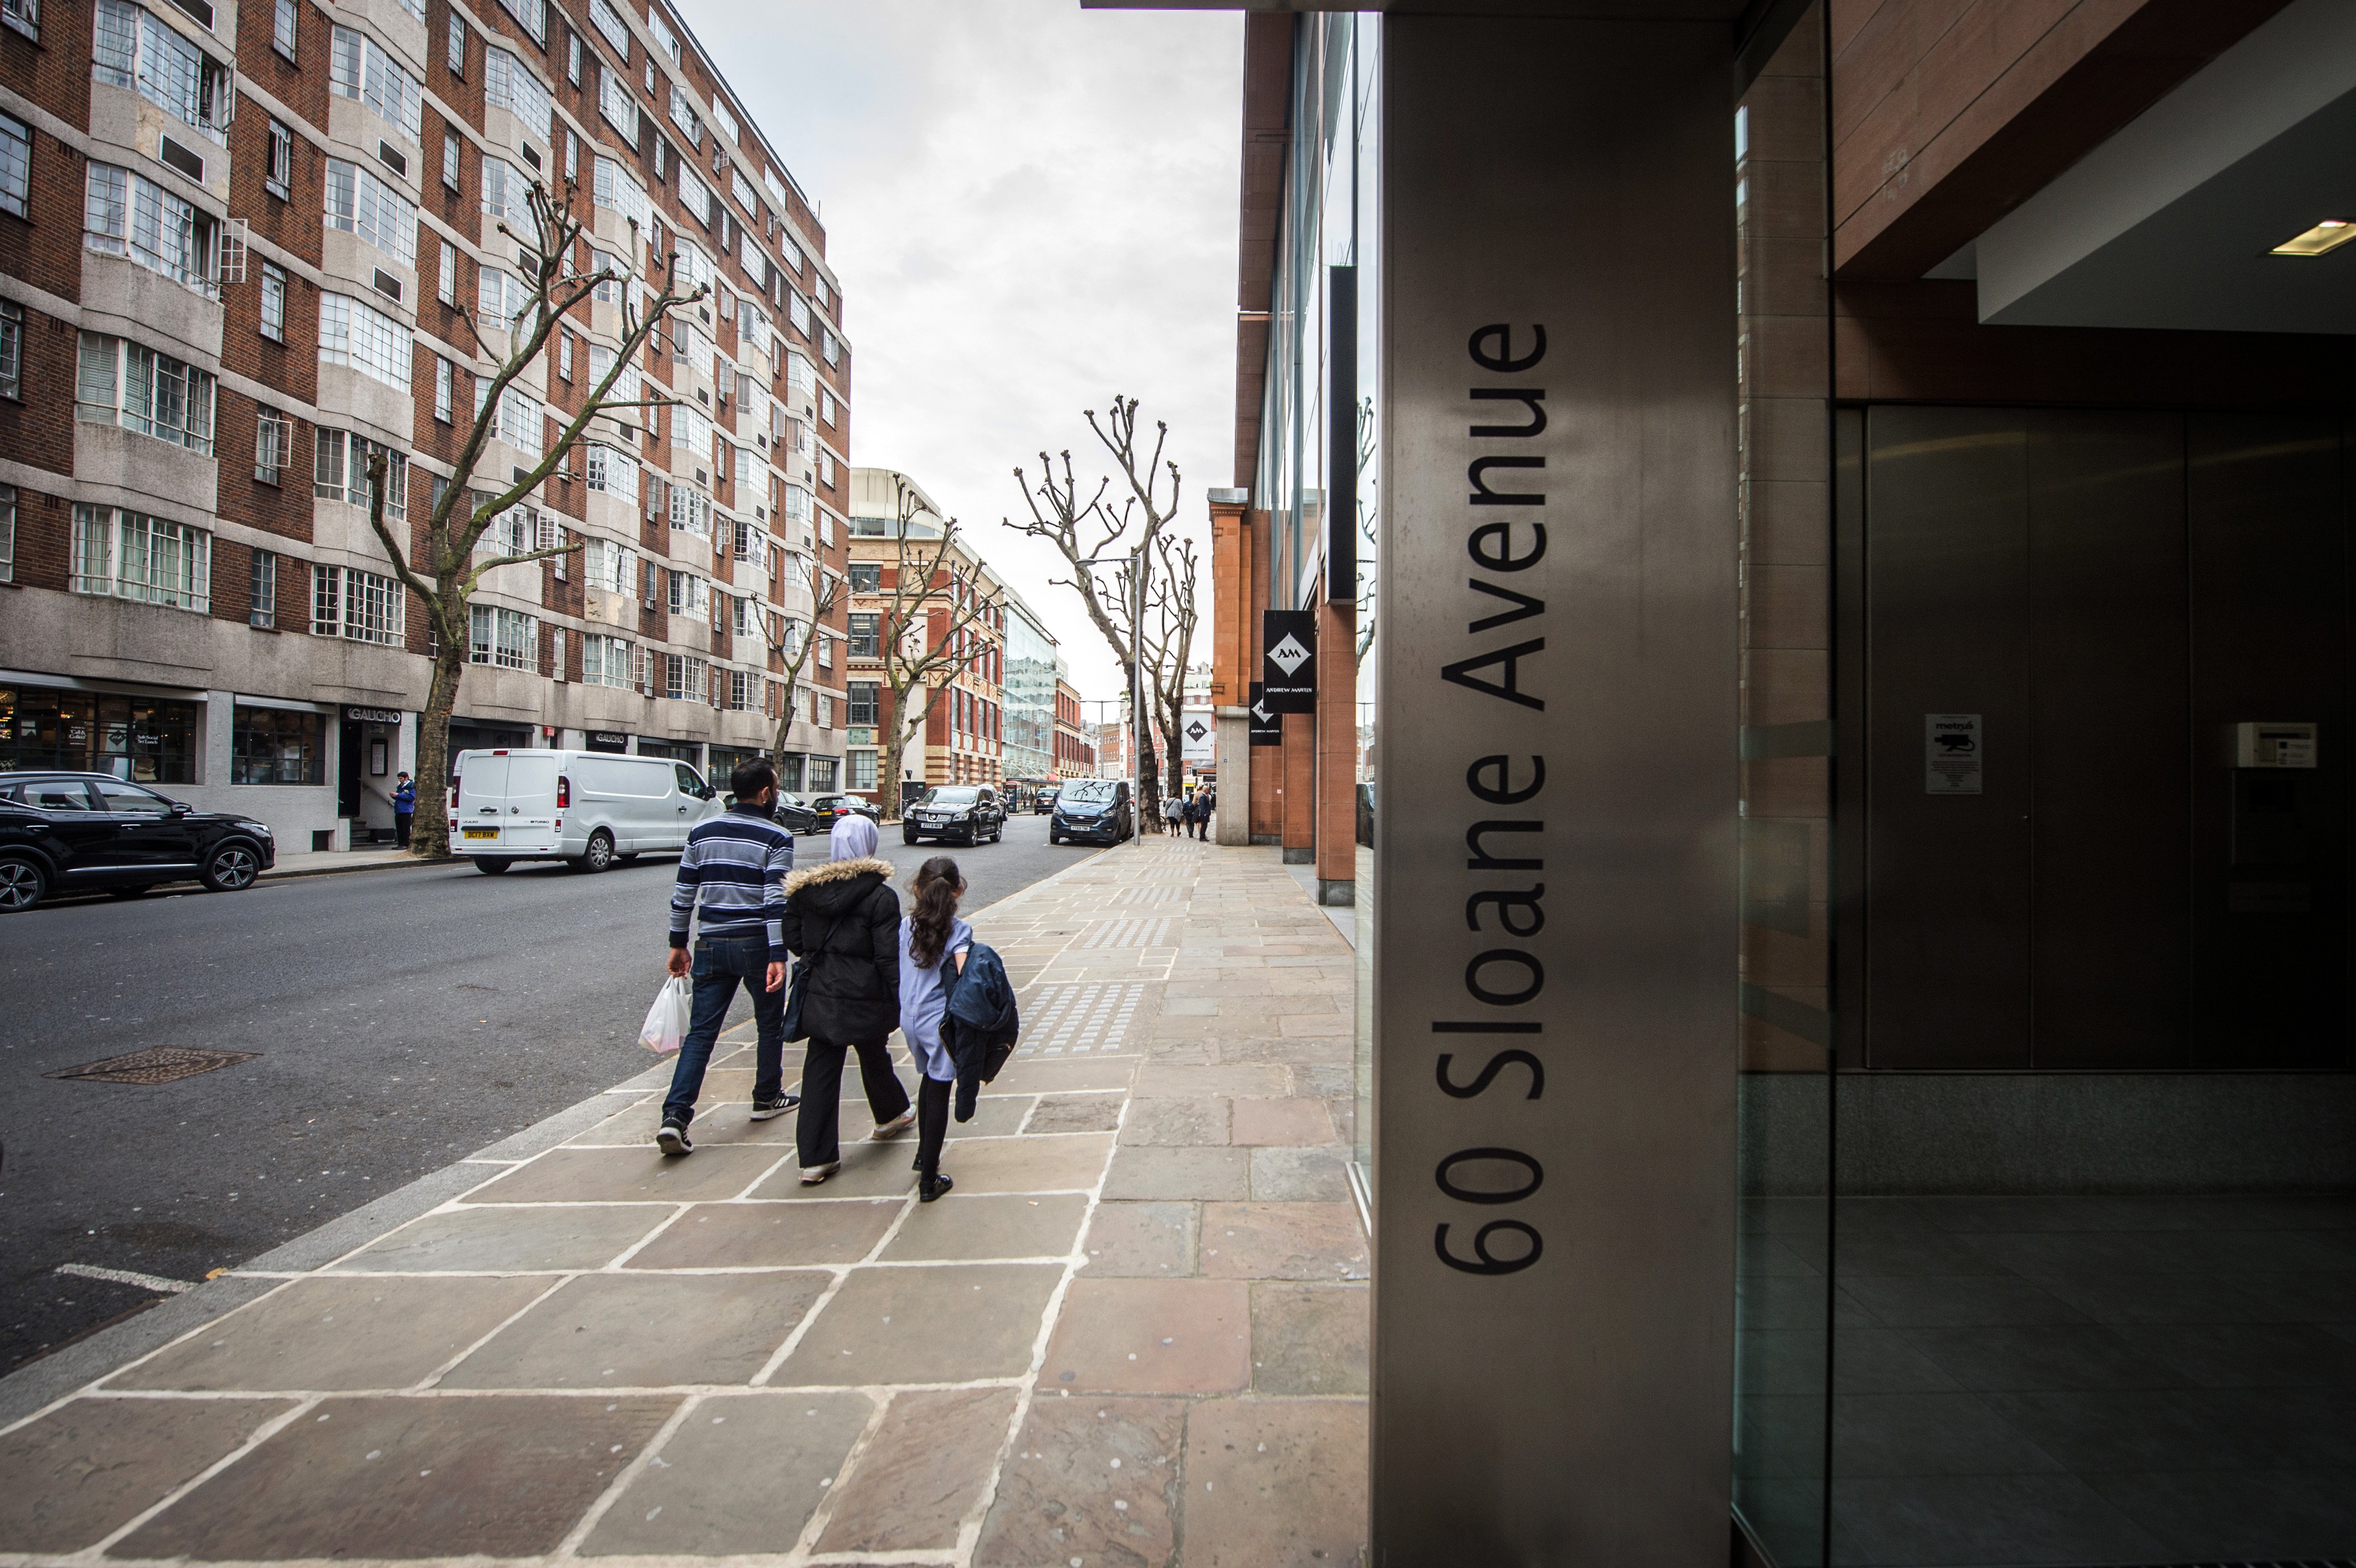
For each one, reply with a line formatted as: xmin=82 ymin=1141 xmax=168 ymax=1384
xmin=899 ymin=856 xmax=972 ymax=1202
xmin=391 ymin=771 xmax=416 ymax=848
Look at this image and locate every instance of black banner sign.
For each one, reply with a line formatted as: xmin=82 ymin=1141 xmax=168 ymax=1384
xmin=1262 ymin=610 xmax=1316 ymax=713
xmin=1248 ymin=682 xmax=1281 ymax=746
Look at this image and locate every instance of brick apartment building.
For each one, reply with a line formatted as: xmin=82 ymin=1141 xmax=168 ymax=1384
xmin=1052 ymin=675 xmax=1091 ymax=781
xmin=0 ymin=0 xmax=851 ymax=850
xmin=844 ymin=465 xmax=1005 ymax=810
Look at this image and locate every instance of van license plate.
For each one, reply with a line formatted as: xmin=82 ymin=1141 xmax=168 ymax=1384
xmin=463 ymin=828 xmax=498 ymax=840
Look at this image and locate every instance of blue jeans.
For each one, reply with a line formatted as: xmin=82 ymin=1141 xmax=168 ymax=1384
xmin=662 ymin=936 xmax=785 ymax=1126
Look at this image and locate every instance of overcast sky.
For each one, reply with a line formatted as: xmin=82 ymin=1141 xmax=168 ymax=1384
xmin=687 ymin=0 xmax=1246 ymax=706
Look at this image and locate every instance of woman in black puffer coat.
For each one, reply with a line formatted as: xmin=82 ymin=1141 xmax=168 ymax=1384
xmin=781 ymin=815 xmax=910 ymax=1182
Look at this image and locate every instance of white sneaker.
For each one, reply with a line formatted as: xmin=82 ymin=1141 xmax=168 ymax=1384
xmin=798 ymin=1160 xmax=840 ymax=1186
xmin=869 ymin=1111 xmax=916 ymax=1141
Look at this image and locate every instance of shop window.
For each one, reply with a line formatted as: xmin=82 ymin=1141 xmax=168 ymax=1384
xmin=231 ymin=705 xmax=322 ymax=783
xmin=0 ymin=687 xmax=197 ymax=780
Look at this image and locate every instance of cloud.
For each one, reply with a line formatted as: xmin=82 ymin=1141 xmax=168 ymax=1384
xmin=687 ymin=0 xmax=1244 ymax=704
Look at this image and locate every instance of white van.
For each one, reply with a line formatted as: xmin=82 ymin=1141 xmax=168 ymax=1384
xmin=450 ymin=749 xmax=719 ymax=874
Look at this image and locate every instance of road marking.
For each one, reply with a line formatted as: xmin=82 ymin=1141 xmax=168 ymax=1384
xmin=56 ymin=1262 xmax=198 ymax=1294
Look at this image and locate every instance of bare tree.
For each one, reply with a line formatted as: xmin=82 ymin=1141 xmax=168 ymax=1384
xmin=366 ymin=176 xmax=703 ymax=860
xmin=1006 ymin=396 xmax=1183 ymax=826
xmin=1139 ymin=531 xmax=1201 ymax=810
xmin=755 ymin=570 xmax=846 ymax=773
xmin=866 ymin=477 xmax=1002 ymax=819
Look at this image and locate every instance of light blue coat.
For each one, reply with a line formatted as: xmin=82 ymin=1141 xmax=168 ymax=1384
xmin=898 ymin=914 xmax=972 ymax=1082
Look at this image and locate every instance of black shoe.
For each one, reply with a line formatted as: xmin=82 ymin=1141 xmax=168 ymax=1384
xmin=655 ymin=1121 xmax=692 ymax=1156
xmin=919 ymin=1172 xmax=954 ymax=1203
xmin=749 ymin=1094 xmax=800 ymax=1122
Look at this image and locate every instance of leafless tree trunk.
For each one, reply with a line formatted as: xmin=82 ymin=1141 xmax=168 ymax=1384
xmin=1141 ymin=532 xmax=1200 ymax=810
xmin=760 ymin=573 xmax=845 ymax=771
xmin=366 ymin=177 xmax=703 ymax=860
xmin=870 ymin=477 xmax=1001 ymax=821
xmin=1006 ymin=396 xmax=1183 ymax=829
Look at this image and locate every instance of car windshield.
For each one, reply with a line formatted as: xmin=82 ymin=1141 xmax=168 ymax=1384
xmin=1062 ymin=780 xmax=1117 ymax=803
xmin=925 ymin=788 xmax=980 ymax=805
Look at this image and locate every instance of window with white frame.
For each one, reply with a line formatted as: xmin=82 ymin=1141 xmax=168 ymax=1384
xmin=489 ymin=386 xmax=542 ymax=460
xmin=668 ymin=485 xmax=713 ymax=539
xmin=588 ymin=0 xmax=627 ymax=55
xmin=567 ymin=36 xmax=580 ymax=88
xmin=319 ymin=293 xmax=412 ymax=388
xmin=444 ymin=11 xmax=464 ymax=72
xmin=780 ymin=482 xmax=813 ymax=525
xmin=480 ymin=156 xmax=526 ymax=225
xmin=813 ymin=274 xmax=830 ymax=310
xmin=469 ymin=602 xmax=536 ymax=667
xmin=72 ymin=504 xmax=211 ymax=611
xmin=672 ymin=400 xmax=714 ymax=462
xmin=476 ymin=266 xmax=529 ymax=330
xmin=787 ymin=292 xmax=810 ymax=337
xmin=820 ymin=388 xmax=837 ymax=425
xmin=667 ymin=85 xmax=700 ymax=147
xmin=733 ymin=442 xmax=756 ymax=491
xmin=0 ymin=109 xmax=30 ymax=219
xmin=272 ymin=0 xmax=296 ymax=55
xmin=0 ymin=486 xmax=15 ymax=582
xmin=671 ymin=239 xmax=714 ymax=296
xmin=254 ymin=406 xmax=291 ymax=483
xmin=816 ymin=629 xmax=832 ymax=669
xmin=664 ymin=653 xmax=707 ymax=702
xmin=582 ymin=632 xmax=633 ymax=687
xmin=589 ymin=247 xmax=627 ymax=303
xmin=266 ymin=119 xmax=292 ymax=197
xmin=310 ymin=564 xmax=404 ymax=643
xmin=0 ymin=303 xmax=15 ymax=401
xmin=442 ymin=131 xmax=460 ymax=190
xmin=822 ymin=329 xmax=840 ymax=368
xmin=84 ymin=163 xmax=217 ymax=295
xmin=495 ymin=0 xmax=545 ymax=47
xmin=248 ymin=546 xmax=275 ymax=626
xmin=437 ymin=240 xmax=457 ymax=304
xmin=711 ymin=95 xmax=739 ymax=145
xmin=76 ymin=333 xmax=215 ymax=454
xmin=483 ymin=47 xmax=552 ymax=137
xmin=648 ymin=7 xmax=677 ymax=61
xmin=678 ymin=167 xmax=712 ymax=227
xmin=726 ymin=668 xmax=753 ymax=711
xmin=329 ymin=26 xmax=423 ymax=141
xmin=666 ymin=568 xmax=708 ymax=620
xmin=786 ymin=350 xmax=815 ymax=397
xmin=558 ymin=331 xmax=574 ymax=381
xmin=592 ymin=153 xmax=650 ymax=231
xmin=597 ymin=65 xmax=639 ymax=142
xmin=584 ymin=443 xmax=638 ymax=503
xmin=260 ymin=262 xmax=286 ymax=340
xmin=324 ymin=158 xmax=417 ymax=263
xmin=94 ymin=0 xmax=233 ymax=140
xmin=312 ymin=429 xmax=409 ymax=516
xmin=433 ymin=357 xmax=454 ymax=421
xmin=775 ymin=227 xmax=803 ymax=275
xmin=582 ymin=537 xmax=631 ymax=594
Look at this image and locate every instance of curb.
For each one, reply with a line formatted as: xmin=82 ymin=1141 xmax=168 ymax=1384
xmin=259 ymin=856 xmax=432 ymax=882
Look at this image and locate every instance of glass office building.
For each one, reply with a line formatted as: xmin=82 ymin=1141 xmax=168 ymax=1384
xmin=1219 ymin=4 xmax=2356 ymax=1562
xmin=1002 ymin=590 xmax=1060 ymax=787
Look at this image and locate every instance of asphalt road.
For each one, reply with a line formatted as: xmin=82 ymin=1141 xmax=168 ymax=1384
xmin=0 ymin=810 xmax=1103 ymax=1374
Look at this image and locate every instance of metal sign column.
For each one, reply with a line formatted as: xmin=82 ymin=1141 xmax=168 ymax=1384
xmin=1374 ymin=15 xmax=1738 ymax=1564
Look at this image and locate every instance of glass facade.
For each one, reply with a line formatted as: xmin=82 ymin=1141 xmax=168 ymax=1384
xmin=1255 ymin=14 xmax=1380 ymax=1191
xmin=1002 ymin=598 xmax=1058 ymax=785
xmin=0 ymin=687 xmax=199 ymax=781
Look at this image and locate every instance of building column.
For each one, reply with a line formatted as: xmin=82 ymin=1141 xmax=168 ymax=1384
xmin=1314 ymin=599 xmax=1355 ymax=903
xmin=1279 ymin=711 xmax=1312 ymax=863
xmin=1214 ymin=706 xmax=1250 ymax=845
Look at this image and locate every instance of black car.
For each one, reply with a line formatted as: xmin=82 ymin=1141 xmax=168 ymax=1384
xmin=768 ymin=791 xmax=823 ymax=835
xmin=1034 ymin=786 xmax=1059 ymax=815
xmin=1049 ymin=779 xmax=1133 ymax=845
xmin=811 ymin=793 xmax=881 ymax=827
xmin=903 ymin=785 xmax=1005 ymax=846
xmin=0 ymin=772 xmax=278 ymax=912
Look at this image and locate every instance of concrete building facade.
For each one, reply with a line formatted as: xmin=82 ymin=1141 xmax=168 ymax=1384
xmin=0 ymin=0 xmax=851 ymax=848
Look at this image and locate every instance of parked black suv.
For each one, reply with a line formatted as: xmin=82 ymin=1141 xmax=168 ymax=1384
xmin=1049 ymin=779 xmax=1133 ymax=845
xmin=903 ymin=785 xmax=1005 ymax=846
xmin=0 ymin=772 xmax=278 ymax=912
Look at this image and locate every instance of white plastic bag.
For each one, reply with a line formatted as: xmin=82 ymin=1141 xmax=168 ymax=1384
xmin=638 ymin=975 xmax=692 ymax=1055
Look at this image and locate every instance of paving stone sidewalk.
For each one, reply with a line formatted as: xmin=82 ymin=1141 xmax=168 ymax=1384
xmin=0 ymin=837 xmax=1369 ymax=1566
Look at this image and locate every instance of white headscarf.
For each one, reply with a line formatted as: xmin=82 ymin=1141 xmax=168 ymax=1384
xmin=830 ymin=814 xmax=880 ymax=861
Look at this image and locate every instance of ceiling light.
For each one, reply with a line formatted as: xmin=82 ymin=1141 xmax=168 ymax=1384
xmin=2270 ymin=219 xmax=2356 ymax=257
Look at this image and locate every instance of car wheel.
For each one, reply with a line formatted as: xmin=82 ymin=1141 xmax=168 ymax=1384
xmin=200 ymin=841 xmax=262 ymax=892
xmin=475 ymin=857 xmax=513 ymax=875
xmin=1048 ymin=830 xmax=1061 ymax=846
xmin=108 ymin=883 xmax=163 ymax=899
xmin=578 ymin=829 xmax=616 ymax=874
xmin=903 ymin=829 xmax=920 ymax=845
xmin=0 ymin=858 xmax=48 ymax=913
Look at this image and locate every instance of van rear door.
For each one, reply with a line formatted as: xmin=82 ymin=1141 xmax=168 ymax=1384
xmin=456 ymin=754 xmax=508 ymax=845
xmin=498 ymin=754 xmax=560 ymax=851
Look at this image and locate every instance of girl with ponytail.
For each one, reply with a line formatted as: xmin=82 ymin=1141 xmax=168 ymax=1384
xmin=898 ymin=857 xmax=972 ymax=1201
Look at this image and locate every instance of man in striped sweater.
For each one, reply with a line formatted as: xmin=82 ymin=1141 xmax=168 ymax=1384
xmin=656 ymin=757 xmax=801 ymax=1155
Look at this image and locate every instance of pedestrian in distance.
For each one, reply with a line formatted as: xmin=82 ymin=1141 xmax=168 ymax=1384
xmin=1184 ymin=789 xmax=1206 ymax=841
xmin=655 ymin=758 xmax=801 ymax=1156
xmin=1162 ymin=793 xmax=1181 ymax=834
xmin=899 ymin=856 xmax=972 ymax=1202
xmin=391 ymin=771 xmax=416 ymax=848
xmin=782 ymin=814 xmax=912 ymax=1184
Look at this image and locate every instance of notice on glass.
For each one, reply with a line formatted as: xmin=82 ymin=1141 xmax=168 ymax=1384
xmin=1925 ymin=713 xmax=1982 ymax=795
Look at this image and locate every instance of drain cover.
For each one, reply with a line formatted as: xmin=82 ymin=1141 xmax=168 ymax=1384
xmin=45 ymin=1047 xmax=262 ymax=1085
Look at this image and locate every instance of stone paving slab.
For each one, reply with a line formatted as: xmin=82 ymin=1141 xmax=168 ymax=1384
xmin=0 ymin=839 xmax=1368 ymax=1563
